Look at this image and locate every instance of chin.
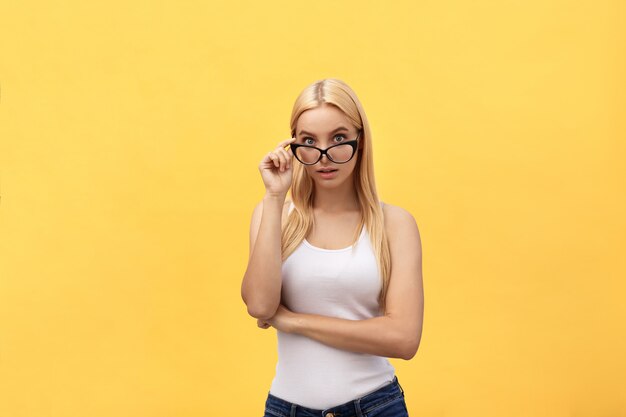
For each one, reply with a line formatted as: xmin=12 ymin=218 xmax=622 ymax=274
xmin=313 ymin=173 xmax=353 ymax=188
xmin=314 ymin=179 xmax=343 ymax=188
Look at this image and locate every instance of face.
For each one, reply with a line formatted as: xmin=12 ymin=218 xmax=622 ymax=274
xmin=293 ymin=103 xmax=361 ymax=188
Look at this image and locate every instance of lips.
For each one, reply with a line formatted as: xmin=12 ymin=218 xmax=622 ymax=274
xmin=317 ymin=168 xmax=338 ymax=179
xmin=317 ymin=168 xmax=338 ymax=173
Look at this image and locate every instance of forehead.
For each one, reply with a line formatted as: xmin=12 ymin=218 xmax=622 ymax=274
xmin=296 ymin=104 xmax=353 ymax=135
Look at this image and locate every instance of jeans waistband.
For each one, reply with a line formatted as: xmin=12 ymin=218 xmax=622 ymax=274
xmin=265 ymin=375 xmax=405 ymax=417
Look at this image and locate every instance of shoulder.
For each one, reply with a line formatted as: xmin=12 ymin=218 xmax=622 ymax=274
xmin=381 ymin=202 xmax=417 ymax=227
xmin=381 ymin=202 xmax=420 ymax=242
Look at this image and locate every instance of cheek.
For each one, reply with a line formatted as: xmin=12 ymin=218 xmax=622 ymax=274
xmin=346 ymin=157 xmax=359 ymax=173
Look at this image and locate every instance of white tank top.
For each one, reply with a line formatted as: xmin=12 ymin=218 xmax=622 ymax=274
xmin=268 ymin=201 xmax=396 ymax=409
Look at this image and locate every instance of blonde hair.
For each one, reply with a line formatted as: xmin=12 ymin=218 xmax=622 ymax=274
xmin=280 ymin=78 xmax=392 ymax=314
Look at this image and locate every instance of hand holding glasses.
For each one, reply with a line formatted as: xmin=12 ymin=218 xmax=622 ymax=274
xmin=258 ymin=131 xmax=361 ymax=198
xmin=259 ymin=137 xmax=296 ymax=198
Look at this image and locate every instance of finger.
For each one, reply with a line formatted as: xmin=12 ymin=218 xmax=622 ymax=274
xmin=273 ymin=148 xmax=287 ymax=171
xmin=268 ymin=152 xmax=280 ymax=168
xmin=277 ymin=137 xmax=297 ymax=149
xmin=278 ymin=148 xmax=292 ymax=170
xmin=262 ymin=152 xmax=277 ymax=168
xmin=278 ymin=147 xmax=292 ymax=160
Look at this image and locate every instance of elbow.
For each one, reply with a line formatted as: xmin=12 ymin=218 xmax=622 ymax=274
xmin=245 ymin=302 xmax=279 ymax=321
xmin=399 ymin=340 xmax=419 ymax=360
xmin=241 ymin=285 xmax=278 ymax=320
xmin=396 ymin=335 xmax=421 ymax=360
xmin=385 ymin=320 xmax=421 ymax=360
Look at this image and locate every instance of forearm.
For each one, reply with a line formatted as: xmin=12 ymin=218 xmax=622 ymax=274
xmin=241 ymin=194 xmax=285 ymax=319
xmin=292 ymin=313 xmax=414 ymax=360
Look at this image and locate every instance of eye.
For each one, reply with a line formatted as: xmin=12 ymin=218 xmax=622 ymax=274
xmin=304 ymin=137 xmax=315 ymax=145
xmin=334 ymin=134 xmax=347 ymax=142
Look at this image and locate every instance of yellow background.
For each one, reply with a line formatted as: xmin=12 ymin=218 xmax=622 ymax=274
xmin=1 ymin=1 xmax=625 ymax=416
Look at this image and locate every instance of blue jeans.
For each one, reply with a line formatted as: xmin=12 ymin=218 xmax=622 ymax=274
xmin=263 ymin=375 xmax=409 ymax=417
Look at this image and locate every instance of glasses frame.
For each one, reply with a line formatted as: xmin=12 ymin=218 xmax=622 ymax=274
xmin=289 ymin=131 xmax=361 ymax=165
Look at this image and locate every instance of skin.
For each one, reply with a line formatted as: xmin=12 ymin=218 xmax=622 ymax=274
xmin=255 ymin=103 xmax=424 ymax=360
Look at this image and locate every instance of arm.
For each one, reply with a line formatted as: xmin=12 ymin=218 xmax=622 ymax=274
xmin=262 ymin=205 xmax=424 ymax=360
xmin=241 ymin=194 xmax=287 ymax=320
xmin=294 ymin=313 xmax=414 ymax=360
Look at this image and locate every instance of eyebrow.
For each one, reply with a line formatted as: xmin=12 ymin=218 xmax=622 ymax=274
xmin=298 ymin=126 xmax=350 ymax=137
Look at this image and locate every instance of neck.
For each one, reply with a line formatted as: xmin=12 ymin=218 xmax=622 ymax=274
xmin=312 ymin=179 xmax=359 ymax=213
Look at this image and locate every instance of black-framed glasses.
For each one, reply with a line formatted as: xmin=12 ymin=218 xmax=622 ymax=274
xmin=290 ymin=132 xmax=361 ymax=165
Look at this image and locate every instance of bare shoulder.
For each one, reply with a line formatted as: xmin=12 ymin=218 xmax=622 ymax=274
xmin=382 ymin=202 xmax=418 ymax=227
xmin=381 ymin=202 xmax=421 ymax=242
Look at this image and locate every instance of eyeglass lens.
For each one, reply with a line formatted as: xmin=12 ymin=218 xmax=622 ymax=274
xmin=294 ymin=144 xmax=354 ymax=164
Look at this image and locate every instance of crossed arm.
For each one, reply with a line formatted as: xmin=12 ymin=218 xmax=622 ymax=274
xmin=257 ymin=206 xmax=424 ymax=360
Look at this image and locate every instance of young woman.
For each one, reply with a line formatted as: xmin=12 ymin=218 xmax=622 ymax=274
xmin=241 ymin=78 xmax=424 ymax=417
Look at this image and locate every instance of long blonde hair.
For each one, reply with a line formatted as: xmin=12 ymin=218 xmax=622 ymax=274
xmin=280 ymin=78 xmax=392 ymax=314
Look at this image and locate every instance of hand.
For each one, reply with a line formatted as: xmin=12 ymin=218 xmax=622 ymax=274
xmin=256 ymin=304 xmax=298 ymax=334
xmin=259 ymin=137 xmax=297 ymax=197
